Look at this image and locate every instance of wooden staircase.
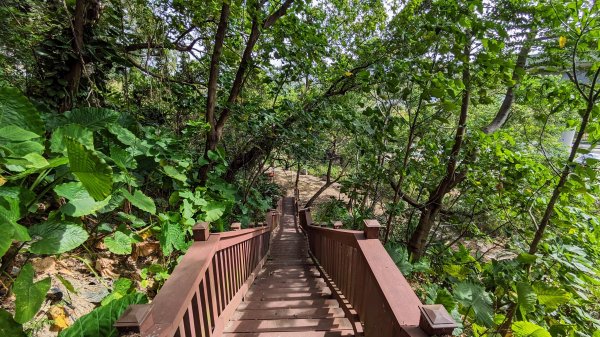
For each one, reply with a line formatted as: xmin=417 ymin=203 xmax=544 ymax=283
xmin=223 ymin=198 xmax=355 ymax=336
xmin=116 ymin=195 xmax=456 ymax=337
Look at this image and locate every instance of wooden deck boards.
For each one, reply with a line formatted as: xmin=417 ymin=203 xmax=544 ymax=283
xmin=223 ymin=198 xmax=355 ymax=336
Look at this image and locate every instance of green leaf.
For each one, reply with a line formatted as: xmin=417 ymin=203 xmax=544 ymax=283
xmin=13 ymin=263 xmax=51 ymax=323
xmin=101 ymin=278 xmax=133 ymax=306
xmin=516 ymin=282 xmax=537 ymax=314
xmin=0 ymin=126 xmax=41 ymax=141
xmin=28 ymin=221 xmax=89 ymax=255
xmin=1 ymin=140 xmax=44 ymax=157
xmin=54 ymin=182 xmax=111 ymax=216
xmin=202 ymin=201 xmax=226 ymax=222
xmin=104 ymin=231 xmax=132 ymax=255
xmin=453 ymin=281 xmax=494 ymax=328
xmin=435 ymin=288 xmax=457 ymax=312
xmin=58 ymin=293 xmax=147 ymax=337
xmin=516 ymin=253 xmax=537 ymax=264
xmin=56 ymin=275 xmax=78 ymax=294
xmin=511 ymin=321 xmax=551 ymax=337
xmin=0 ymin=219 xmax=16 ymax=259
xmin=65 ymin=137 xmax=113 ymax=201
xmin=0 ymin=86 xmax=44 ymax=135
xmin=8 ymin=157 xmax=69 ymax=181
xmin=121 ymin=189 xmax=156 ymax=214
xmin=0 ymin=308 xmax=26 ymax=337
xmin=533 ymin=283 xmax=571 ymax=310
xmin=163 ymin=165 xmax=187 ymax=183
xmin=63 ymin=108 xmax=120 ymax=131
xmin=50 ymin=124 xmax=94 ymax=154
xmin=158 ymin=216 xmax=187 ymax=255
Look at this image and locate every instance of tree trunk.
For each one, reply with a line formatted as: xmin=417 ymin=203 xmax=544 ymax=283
xmin=59 ymin=0 xmax=101 ymax=112
xmin=199 ymin=0 xmax=293 ymax=185
xmin=482 ymin=28 xmax=536 ymax=134
xmin=407 ymin=40 xmax=471 ymax=260
xmin=198 ymin=3 xmax=230 ymax=184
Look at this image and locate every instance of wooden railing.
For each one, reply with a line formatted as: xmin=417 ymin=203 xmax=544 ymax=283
xmin=297 ymin=199 xmax=457 ymax=337
xmin=116 ymin=205 xmax=282 ymax=337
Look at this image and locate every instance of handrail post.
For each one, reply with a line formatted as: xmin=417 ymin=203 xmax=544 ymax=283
xmin=419 ymin=305 xmax=458 ymax=335
xmin=363 ymin=219 xmax=380 ymax=239
xmin=193 ymin=222 xmax=210 ymax=241
xmin=231 ymin=222 xmax=241 ymax=231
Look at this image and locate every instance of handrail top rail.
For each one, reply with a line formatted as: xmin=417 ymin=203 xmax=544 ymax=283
xmin=217 ymin=225 xmax=271 ymax=239
xmin=139 ymin=224 xmax=274 ymax=336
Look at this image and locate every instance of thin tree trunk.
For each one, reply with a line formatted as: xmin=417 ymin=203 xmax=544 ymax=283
xmin=408 ymin=40 xmax=471 ymax=260
xmin=482 ymin=28 xmax=536 ymax=134
xmin=198 ymin=3 xmax=230 ymax=184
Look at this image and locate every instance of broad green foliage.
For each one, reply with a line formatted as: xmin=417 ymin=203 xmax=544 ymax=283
xmin=0 ymin=86 xmax=44 ymax=135
xmin=533 ymin=283 xmax=572 ymax=311
xmin=54 ymin=182 xmax=111 ymax=216
xmin=121 ymin=189 xmax=156 ymax=214
xmin=512 ymin=321 xmax=552 ymax=337
xmin=0 ymin=309 xmax=26 ymax=337
xmin=58 ymin=293 xmax=147 ymax=337
xmin=104 ymin=231 xmax=133 ymax=255
xmin=13 ymin=264 xmax=51 ymax=324
xmin=101 ymin=278 xmax=134 ymax=306
xmin=28 ymin=221 xmax=89 ymax=255
xmin=453 ymin=282 xmax=494 ymax=328
xmin=65 ymin=137 xmax=113 ymax=201
xmin=62 ymin=108 xmax=120 ymax=131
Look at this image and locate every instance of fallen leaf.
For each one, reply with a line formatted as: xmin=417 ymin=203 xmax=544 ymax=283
xmin=95 ymin=258 xmax=119 ymax=279
xmin=31 ymin=257 xmax=57 ymax=276
xmin=132 ymin=242 xmax=160 ymax=260
xmin=47 ymin=305 xmax=69 ymax=332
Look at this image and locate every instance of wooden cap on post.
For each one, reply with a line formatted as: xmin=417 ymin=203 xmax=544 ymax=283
xmin=114 ymin=304 xmax=153 ymax=333
xmin=193 ymin=222 xmax=210 ymax=241
xmin=419 ymin=305 xmax=458 ymax=335
xmin=231 ymin=222 xmax=241 ymax=231
xmin=333 ymin=221 xmax=343 ymax=229
xmin=363 ymin=219 xmax=381 ymax=239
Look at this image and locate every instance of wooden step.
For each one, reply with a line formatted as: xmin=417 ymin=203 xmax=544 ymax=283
xmin=237 ymin=299 xmax=340 ymax=310
xmin=224 ymin=318 xmax=354 ymax=332
xmin=245 ymin=291 xmax=332 ymax=300
xmin=222 ymin=332 xmax=354 ymax=337
xmin=231 ymin=308 xmax=346 ymax=320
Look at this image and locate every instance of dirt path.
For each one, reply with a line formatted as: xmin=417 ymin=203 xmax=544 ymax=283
xmin=271 ymin=168 xmax=348 ymax=208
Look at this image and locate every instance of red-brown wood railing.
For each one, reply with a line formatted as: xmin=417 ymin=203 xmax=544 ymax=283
xmin=297 ymin=199 xmax=457 ymax=337
xmin=116 ymin=205 xmax=282 ymax=337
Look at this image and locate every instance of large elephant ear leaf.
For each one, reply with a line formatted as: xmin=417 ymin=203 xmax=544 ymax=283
xmin=13 ymin=263 xmax=51 ymax=324
xmin=0 ymin=86 xmax=44 ymax=135
xmin=453 ymin=281 xmax=494 ymax=328
xmin=65 ymin=137 xmax=113 ymax=201
xmin=511 ymin=321 xmax=551 ymax=337
xmin=58 ymin=293 xmax=147 ymax=337
xmin=28 ymin=221 xmax=89 ymax=255
xmin=63 ymin=107 xmax=120 ymax=131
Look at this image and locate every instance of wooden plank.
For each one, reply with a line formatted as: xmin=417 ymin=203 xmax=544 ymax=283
xmin=230 ymin=308 xmax=346 ymax=320
xmin=222 ymin=332 xmax=354 ymax=337
xmin=224 ymin=318 xmax=354 ymax=333
xmin=236 ymin=299 xmax=340 ymax=310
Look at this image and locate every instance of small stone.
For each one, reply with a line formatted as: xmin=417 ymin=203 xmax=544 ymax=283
xmin=81 ymin=288 xmax=110 ymax=304
xmin=47 ymin=287 xmax=64 ymax=302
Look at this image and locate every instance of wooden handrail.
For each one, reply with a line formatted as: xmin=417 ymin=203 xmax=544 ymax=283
xmin=116 ymin=204 xmax=282 ymax=337
xmin=298 ymin=205 xmax=457 ymax=337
